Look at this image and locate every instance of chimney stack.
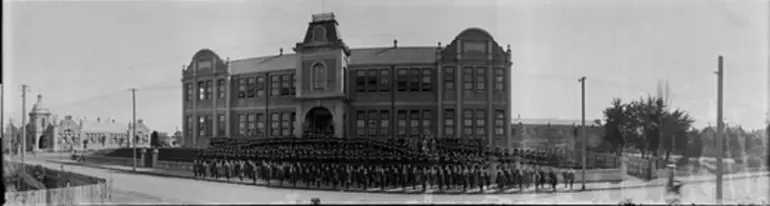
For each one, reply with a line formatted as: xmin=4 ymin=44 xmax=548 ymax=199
xmin=437 ymin=42 xmax=442 ymax=48
xmin=280 ymin=48 xmax=284 ymax=56
xmin=393 ymin=39 xmax=398 ymax=48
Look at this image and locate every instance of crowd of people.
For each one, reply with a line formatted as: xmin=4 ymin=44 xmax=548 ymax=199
xmin=192 ymin=135 xmax=578 ymax=193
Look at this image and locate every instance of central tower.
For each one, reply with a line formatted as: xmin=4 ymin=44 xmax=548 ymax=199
xmin=294 ymin=13 xmax=352 ymax=137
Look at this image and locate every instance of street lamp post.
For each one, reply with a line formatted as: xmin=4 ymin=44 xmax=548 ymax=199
xmin=578 ymin=76 xmax=587 ymax=190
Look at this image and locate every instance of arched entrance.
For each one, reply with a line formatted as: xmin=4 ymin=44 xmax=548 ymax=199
xmin=38 ymin=135 xmax=46 ymax=149
xmin=304 ymin=107 xmax=334 ymax=136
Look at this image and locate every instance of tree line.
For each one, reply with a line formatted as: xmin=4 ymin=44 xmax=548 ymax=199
xmin=601 ymin=96 xmax=767 ymax=164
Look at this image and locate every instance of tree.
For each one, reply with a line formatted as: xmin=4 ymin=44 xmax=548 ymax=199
xmin=601 ymin=98 xmax=626 ymax=154
xmin=600 ymin=95 xmax=694 ymax=161
xmin=150 ymin=131 xmax=159 ymax=148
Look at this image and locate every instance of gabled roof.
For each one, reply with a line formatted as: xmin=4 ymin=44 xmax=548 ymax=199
xmin=228 ymin=46 xmax=437 ymax=75
xmin=349 ymin=47 xmax=437 ymax=65
xmin=230 ymin=54 xmax=297 ymax=74
xmin=80 ymin=121 xmax=128 ymax=133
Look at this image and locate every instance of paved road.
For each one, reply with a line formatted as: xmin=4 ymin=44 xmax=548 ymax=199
xmin=23 ymin=159 xmax=770 ymax=204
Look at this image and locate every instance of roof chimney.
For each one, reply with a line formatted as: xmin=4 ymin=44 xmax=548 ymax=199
xmin=438 ymin=42 xmax=442 ymax=48
xmin=65 ymin=115 xmax=72 ymax=120
xmin=393 ymin=39 xmax=398 ymax=48
xmin=279 ymin=48 xmax=283 ymax=56
xmin=138 ymin=119 xmax=144 ymax=124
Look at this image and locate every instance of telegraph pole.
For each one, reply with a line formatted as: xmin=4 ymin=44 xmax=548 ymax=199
xmin=1 ymin=84 xmax=4 ymax=155
xmin=578 ymin=76 xmax=587 ymax=190
xmin=20 ymin=84 xmax=29 ymax=162
xmin=130 ymin=88 xmax=137 ymax=172
xmin=715 ymin=55 xmax=724 ymax=203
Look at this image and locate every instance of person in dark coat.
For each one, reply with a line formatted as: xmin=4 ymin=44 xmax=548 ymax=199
xmin=549 ymin=168 xmax=558 ymax=191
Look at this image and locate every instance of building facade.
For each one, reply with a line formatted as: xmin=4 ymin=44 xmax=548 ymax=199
xmin=181 ymin=13 xmax=513 ymax=149
xmin=22 ymin=95 xmax=152 ymax=152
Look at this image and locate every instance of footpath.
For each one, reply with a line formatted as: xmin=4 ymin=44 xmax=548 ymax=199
xmin=44 ymin=158 xmax=770 ymax=196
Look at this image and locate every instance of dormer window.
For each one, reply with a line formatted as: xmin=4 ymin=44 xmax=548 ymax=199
xmin=311 ymin=62 xmax=327 ymax=89
xmin=312 ymin=26 xmax=326 ymax=42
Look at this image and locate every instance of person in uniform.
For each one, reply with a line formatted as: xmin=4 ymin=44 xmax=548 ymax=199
xmin=462 ymin=165 xmax=469 ymax=192
xmin=549 ymin=168 xmax=558 ymax=191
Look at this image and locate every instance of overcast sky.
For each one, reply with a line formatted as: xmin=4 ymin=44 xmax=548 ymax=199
xmin=3 ymin=0 xmax=769 ymax=134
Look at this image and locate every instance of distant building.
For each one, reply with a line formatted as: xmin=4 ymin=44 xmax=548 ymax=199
xmin=181 ymin=12 xmax=513 ymax=149
xmin=511 ymin=118 xmax=603 ymax=151
xmin=20 ymin=95 xmax=152 ymax=152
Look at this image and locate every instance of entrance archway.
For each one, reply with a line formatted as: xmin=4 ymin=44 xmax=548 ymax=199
xmin=304 ymin=107 xmax=334 ymax=136
xmin=38 ymin=136 xmax=46 ymax=149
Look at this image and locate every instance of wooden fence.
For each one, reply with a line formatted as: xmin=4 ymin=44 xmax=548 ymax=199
xmin=4 ymin=182 xmax=110 ymax=206
xmin=4 ymin=161 xmax=112 ymax=205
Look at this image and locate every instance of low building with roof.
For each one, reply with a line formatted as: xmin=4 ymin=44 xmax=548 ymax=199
xmin=511 ymin=117 xmax=604 ymax=151
xmin=181 ymin=12 xmax=514 ymax=149
xmin=21 ymin=94 xmax=151 ymax=152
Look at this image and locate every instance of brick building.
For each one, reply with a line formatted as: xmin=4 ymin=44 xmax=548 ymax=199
xmin=181 ymin=13 xmax=513 ymax=149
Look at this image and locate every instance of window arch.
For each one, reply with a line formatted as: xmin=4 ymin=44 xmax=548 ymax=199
xmin=311 ymin=62 xmax=327 ymax=89
xmin=312 ymin=26 xmax=326 ymax=42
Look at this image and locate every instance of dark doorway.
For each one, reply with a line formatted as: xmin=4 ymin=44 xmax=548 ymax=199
xmin=305 ymin=107 xmax=334 ymax=137
xmin=38 ymin=136 xmax=46 ymax=149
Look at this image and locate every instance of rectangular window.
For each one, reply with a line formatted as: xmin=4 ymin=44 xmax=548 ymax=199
xmin=463 ymin=67 xmax=473 ymax=90
xmin=238 ymin=78 xmax=246 ymax=98
xmin=380 ymin=110 xmax=390 ymax=137
xmin=239 ymin=114 xmax=247 ymax=136
xmin=476 ymin=68 xmax=486 ymax=90
xmin=397 ymin=110 xmax=407 ymax=135
xmin=198 ymin=81 xmax=206 ymax=100
xmin=217 ymin=114 xmax=225 ymax=136
xmin=217 ymin=79 xmax=226 ymax=99
xmin=290 ymin=74 xmax=296 ymax=95
xmin=421 ymin=69 xmax=432 ymax=92
xmin=408 ymin=68 xmax=420 ymax=92
xmin=270 ymin=113 xmax=280 ymax=136
xmin=367 ymin=110 xmax=378 ymax=137
xmin=495 ymin=110 xmax=505 ymax=135
xmin=356 ymin=71 xmax=366 ymax=92
xmin=270 ymin=76 xmax=280 ymax=96
xmin=198 ymin=116 xmax=206 ymax=136
xmin=444 ymin=67 xmax=455 ymax=90
xmin=245 ymin=77 xmax=255 ymax=98
xmin=367 ymin=70 xmax=378 ymax=92
xmin=494 ymin=68 xmax=505 ymax=91
xmin=280 ymin=75 xmax=291 ymax=96
xmin=397 ymin=68 xmax=408 ymax=92
xmin=444 ymin=109 xmax=455 ymax=137
xmin=246 ymin=114 xmax=256 ymax=136
xmin=356 ymin=111 xmax=366 ymax=136
xmin=422 ymin=110 xmax=432 ymax=135
xmin=256 ymin=113 xmax=265 ymax=137
xmin=290 ymin=112 xmax=296 ymax=134
xmin=256 ymin=76 xmax=265 ymax=97
xmin=476 ymin=109 xmax=486 ymax=136
xmin=409 ymin=110 xmax=420 ymax=135
xmin=282 ymin=112 xmax=291 ymax=136
xmin=463 ymin=109 xmax=474 ymax=136
xmin=185 ymin=84 xmax=193 ymax=102
xmin=379 ymin=69 xmax=390 ymax=92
